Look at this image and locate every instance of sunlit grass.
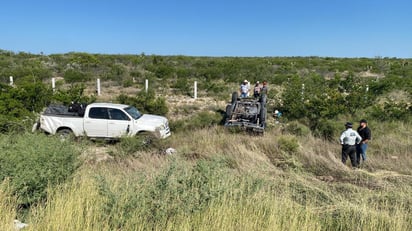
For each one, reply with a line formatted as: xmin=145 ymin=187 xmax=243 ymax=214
xmin=0 ymin=180 xmax=17 ymax=231
xmin=1 ymin=122 xmax=411 ymax=230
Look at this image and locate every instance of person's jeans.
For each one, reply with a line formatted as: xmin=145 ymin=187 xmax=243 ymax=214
xmin=240 ymin=92 xmax=248 ymax=98
xmin=356 ymin=143 xmax=368 ymax=165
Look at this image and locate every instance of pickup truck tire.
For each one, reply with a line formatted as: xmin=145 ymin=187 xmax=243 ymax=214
xmin=57 ymin=128 xmax=74 ymax=141
xmin=225 ymin=104 xmax=233 ymax=121
xmin=138 ymin=132 xmax=156 ymax=146
xmin=231 ymin=92 xmax=238 ymax=105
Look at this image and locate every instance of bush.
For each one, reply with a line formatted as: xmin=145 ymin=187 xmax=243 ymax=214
xmin=52 ymin=84 xmax=96 ymax=105
xmin=0 ymin=82 xmax=52 ymax=133
xmin=283 ymin=121 xmax=311 ymax=136
xmin=169 ymin=111 xmax=222 ymax=132
xmin=117 ymin=89 xmax=168 ymax=116
xmin=115 ymin=135 xmax=165 ymax=157
xmin=367 ymin=100 xmax=411 ymax=122
xmin=312 ymin=119 xmax=339 ymax=141
xmin=277 ymin=135 xmax=299 ymax=154
xmin=64 ymin=69 xmax=91 ymax=83
xmin=0 ymin=133 xmax=80 ymax=207
xmin=172 ymin=77 xmax=191 ymax=95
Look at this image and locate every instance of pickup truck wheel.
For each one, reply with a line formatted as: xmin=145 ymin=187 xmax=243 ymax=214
xmin=138 ymin=132 xmax=155 ymax=146
xmin=225 ymin=104 xmax=233 ymax=121
xmin=57 ymin=129 xmax=74 ymax=141
xmin=231 ymin=92 xmax=238 ymax=105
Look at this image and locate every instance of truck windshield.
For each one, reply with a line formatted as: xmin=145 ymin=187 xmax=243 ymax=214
xmin=124 ymin=106 xmax=142 ymax=119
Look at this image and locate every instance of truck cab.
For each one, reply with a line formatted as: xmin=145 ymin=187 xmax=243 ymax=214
xmin=37 ymin=103 xmax=171 ymax=139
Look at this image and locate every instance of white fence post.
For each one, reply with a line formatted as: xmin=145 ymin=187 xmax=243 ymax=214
xmin=9 ymin=76 xmax=13 ymax=86
xmin=194 ymin=81 xmax=197 ymax=99
xmin=145 ymin=79 xmax=148 ymax=93
xmin=97 ymin=78 xmax=101 ymax=96
xmin=301 ymin=83 xmax=305 ymax=101
xmin=51 ymin=78 xmax=56 ymax=92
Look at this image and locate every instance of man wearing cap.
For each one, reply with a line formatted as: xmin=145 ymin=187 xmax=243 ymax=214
xmin=240 ymin=80 xmax=249 ymax=98
xmin=356 ymin=119 xmax=371 ymax=165
xmin=340 ymin=122 xmax=362 ymax=168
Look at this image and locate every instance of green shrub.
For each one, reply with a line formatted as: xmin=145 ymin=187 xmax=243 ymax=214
xmin=172 ymin=77 xmax=191 ymax=95
xmin=277 ymin=135 xmax=299 ymax=154
xmin=64 ymin=69 xmax=91 ymax=83
xmin=284 ymin=121 xmax=311 ymax=136
xmin=0 ymin=133 xmax=80 ymax=206
xmin=115 ymin=135 xmax=165 ymax=157
xmin=117 ymin=89 xmax=169 ymax=116
xmin=368 ymin=100 xmax=411 ymax=121
xmin=0 ymin=82 xmax=52 ymax=133
xmin=169 ymin=111 xmax=222 ymax=133
xmin=312 ymin=119 xmax=339 ymax=141
xmin=52 ymin=84 xmax=96 ymax=105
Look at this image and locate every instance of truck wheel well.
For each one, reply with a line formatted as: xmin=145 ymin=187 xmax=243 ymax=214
xmin=57 ymin=127 xmax=73 ymax=133
xmin=56 ymin=128 xmax=74 ymax=141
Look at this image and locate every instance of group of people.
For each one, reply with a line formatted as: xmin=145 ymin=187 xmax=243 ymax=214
xmin=339 ymin=119 xmax=372 ymax=168
xmin=239 ymin=80 xmax=268 ymax=98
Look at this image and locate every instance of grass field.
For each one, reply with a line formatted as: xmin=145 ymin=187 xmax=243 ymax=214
xmin=1 ymin=120 xmax=411 ymax=230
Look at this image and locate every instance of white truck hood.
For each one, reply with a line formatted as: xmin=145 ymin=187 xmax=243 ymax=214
xmin=134 ymin=114 xmax=170 ymax=138
xmin=137 ymin=114 xmax=167 ymax=125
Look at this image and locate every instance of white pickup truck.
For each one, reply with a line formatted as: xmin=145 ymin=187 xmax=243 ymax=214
xmin=34 ymin=103 xmax=171 ymax=140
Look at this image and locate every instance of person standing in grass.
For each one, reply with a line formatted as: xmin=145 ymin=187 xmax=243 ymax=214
xmin=356 ymin=119 xmax=371 ymax=165
xmin=260 ymin=80 xmax=268 ymax=96
xmin=253 ymin=81 xmax=261 ymax=98
xmin=240 ymin=80 xmax=249 ymax=98
xmin=340 ymin=122 xmax=362 ymax=168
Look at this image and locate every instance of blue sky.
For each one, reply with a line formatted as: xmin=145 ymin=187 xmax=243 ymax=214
xmin=1 ymin=0 xmax=411 ymax=57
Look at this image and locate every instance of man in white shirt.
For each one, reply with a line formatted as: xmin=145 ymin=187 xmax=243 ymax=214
xmin=240 ymin=80 xmax=249 ymax=98
xmin=340 ymin=122 xmax=362 ymax=168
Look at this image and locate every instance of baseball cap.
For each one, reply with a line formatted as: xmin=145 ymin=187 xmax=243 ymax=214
xmin=345 ymin=122 xmax=353 ymax=128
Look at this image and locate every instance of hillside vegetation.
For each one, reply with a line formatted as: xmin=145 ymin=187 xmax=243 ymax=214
xmin=0 ymin=49 xmax=411 ymax=230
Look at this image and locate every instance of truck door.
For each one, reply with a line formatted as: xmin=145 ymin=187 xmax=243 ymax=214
xmin=107 ymin=108 xmax=131 ymax=137
xmin=84 ymin=107 xmax=109 ymax=137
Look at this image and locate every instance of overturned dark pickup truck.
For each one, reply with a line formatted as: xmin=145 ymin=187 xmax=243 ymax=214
xmin=224 ymin=92 xmax=267 ymax=133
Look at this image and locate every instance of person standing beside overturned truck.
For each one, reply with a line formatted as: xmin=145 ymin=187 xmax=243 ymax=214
xmin=253 ymin=81 xmax=261 ymax=98
xmin=340 ymin=122 xmax=362 ymax=168
xmin=356 ymin=119 xmax=371 ymax=166
xmin=240 ymin=80 xmax=249 ymax=98
xmin=260 ymin=81 xmax=268 ymax=96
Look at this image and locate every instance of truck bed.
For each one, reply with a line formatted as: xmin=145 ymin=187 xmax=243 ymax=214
xmin=43 ymin=104 xmax=84 ymax=117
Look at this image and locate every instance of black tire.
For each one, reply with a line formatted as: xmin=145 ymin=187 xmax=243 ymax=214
xmin=138 ymin=132 xmax=156 ymax=146
xmin=259 ymin=107 xmax=267 ymax=128
xmin=225 ymin=104 xmax=233 ymax=121
xmin=57 ymin=128 xmax=74 ymax=141
xmin=231 ymin=92 xmax=238 ymax=105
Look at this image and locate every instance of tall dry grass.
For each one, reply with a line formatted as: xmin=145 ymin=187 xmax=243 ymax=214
xmin=18 ymin=167 xmax=412 ymax=230
xmin=0 ymin=180 xmax=17 ymax=231
xmin=1 ymin=123 xmax=411 ymax=230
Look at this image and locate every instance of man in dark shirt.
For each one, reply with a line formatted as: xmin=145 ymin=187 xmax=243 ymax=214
xmin=356 ymin=119 xmax=371 ymax=166
xmin=260 ymin=81 xmax=268 ymax=96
